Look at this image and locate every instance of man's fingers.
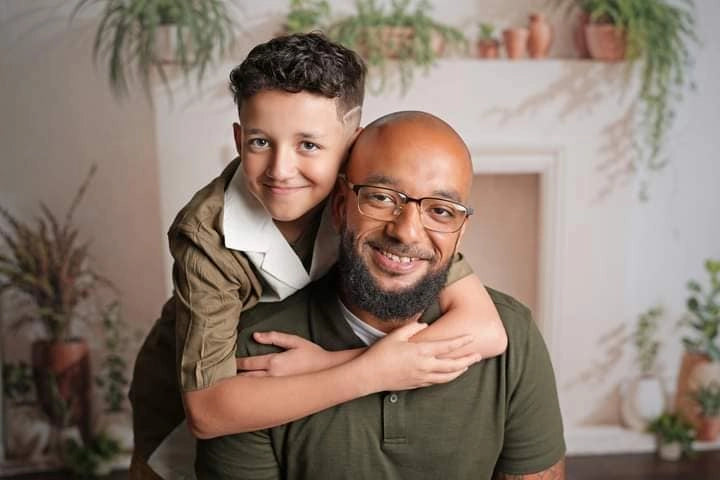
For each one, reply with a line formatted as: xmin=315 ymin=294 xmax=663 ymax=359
xmin=387 ymin=321 xmax=428 ymax=341
xmin=253 ymin=331 xmax=306 ymax=350
xmin=236 ymin=354 xmax=275 ymax=372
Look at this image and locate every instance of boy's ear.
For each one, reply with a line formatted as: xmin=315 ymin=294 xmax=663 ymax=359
xmin=348 ymin=126 xmax=363 ymax=146
xmin=331 ymin=179 xmax=349 ymax=233
xmin=232 ymin=122 xmax=243 ymax=157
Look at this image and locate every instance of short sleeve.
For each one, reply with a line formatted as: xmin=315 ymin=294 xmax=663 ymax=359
xmin=171 ymin=222 xmax=262 ymax=391
xmin=495 ymin=306 xmax=566 ymax=474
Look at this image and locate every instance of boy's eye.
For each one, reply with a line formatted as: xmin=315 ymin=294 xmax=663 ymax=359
xmin=248 ymin=138 xmax=269 ymax=148
xmin=300 ymin=141 xmax=319 ymax=151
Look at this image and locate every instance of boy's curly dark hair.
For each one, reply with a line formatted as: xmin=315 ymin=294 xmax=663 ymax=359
xmin=229 ymin=33 xmax=366 ymax=118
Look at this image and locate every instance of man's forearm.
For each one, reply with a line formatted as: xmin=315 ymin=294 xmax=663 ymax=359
xmin=493 ymin=459 xmax=565 ymax=480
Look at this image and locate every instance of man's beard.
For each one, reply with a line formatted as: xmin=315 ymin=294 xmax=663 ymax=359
xmin=338 ymin=226 xmax=451 ymax=322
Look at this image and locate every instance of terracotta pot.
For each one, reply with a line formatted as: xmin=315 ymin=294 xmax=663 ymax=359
xmin=477 ymin=40 xmax=499 ymax=59
xmin=697 ymin=416 xmax=720 ymax=442
xmin=585 ymin=23 xmax=626 ymax=61
xmin=573 ymin=12 xmax=591 ymax=58
xmin=31 ymin=339 xmax=91 ymax=440
xmin=503 ymin=28 xmax=529 ymax=60
xmin=358 ymin=26 xmax=414 ymax=60
xmin=674 ymin=352 xmax=712 ymax=429
xmin=527 ymin=13 xmax=553 ymax=58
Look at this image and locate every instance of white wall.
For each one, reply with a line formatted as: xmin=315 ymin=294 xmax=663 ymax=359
xmin=1 ymin=0 xmax=719 ymax=455
xmin=0 ymin=2 xmax=167 ymax=352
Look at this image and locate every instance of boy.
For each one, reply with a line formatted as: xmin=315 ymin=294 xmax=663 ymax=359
xmin=129 ymin=33 xmax=507 ymax=479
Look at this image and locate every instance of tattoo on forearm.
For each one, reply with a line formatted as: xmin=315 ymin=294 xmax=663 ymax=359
xmin=493 ymin=458 xmax=565 ymax=480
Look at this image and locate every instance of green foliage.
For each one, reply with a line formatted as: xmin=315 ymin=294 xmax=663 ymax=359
xmin=633 ymin=306 xmax=662 ymax=375
xmin=94 ymin=301 xmax=130 ymax=413
xmin=2 ymin=361 xmax=34 ymax=404
xmin=72 ymin=0 xmax=236 ymax=97
xmin=478 ymin=22 xmax=497 ymax=41
xmin=555 ymin=0 xmax=697 ymax=175
xmin=647 ymin=411 xmax=695 ymax=453
xmin=62 ymin=431 xmax=121 ymax=478
xmin=326 ymin=0 xmax=467 ymax=93
xmin=285 ymin=0 xmax=331 ymax=34
xmin=681 ymin=259 xmax=720 ymax=361
xmin=0 ymin=165 xmax=112 ymax=342
xmin=692 ymin=381 xmax=720 ymax=418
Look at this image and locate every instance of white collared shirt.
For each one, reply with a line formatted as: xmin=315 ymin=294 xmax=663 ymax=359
xmin=222 ymin=166 xmax=339 ymax=302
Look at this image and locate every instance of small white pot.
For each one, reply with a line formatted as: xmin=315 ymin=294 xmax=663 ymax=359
xmin=657 ymin=441 xmax=683 ymax=461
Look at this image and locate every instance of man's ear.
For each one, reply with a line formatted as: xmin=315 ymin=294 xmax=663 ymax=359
xmin=331 ymin=180 xmax=349 ymax=233
xmin=232 ymin=122 xmax=243 ymax=157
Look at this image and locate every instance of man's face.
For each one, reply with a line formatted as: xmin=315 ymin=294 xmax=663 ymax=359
xmin=236 ymin=90 xmax=354 ymax=226
xmin=333 ymin=118 xmax=472 ymax=322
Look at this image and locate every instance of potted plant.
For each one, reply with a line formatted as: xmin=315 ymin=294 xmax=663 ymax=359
xmin=327 ymin=0 xmax=467 ymax=93
xmin=72 ymin=0 xmax=236 ymax=97
xmin=620 ymin=306 xmax=667 ymax=431
xmin=691 ymin=381 xmax=720 ymax=442
xmin=0 ymin=165 xmax=110 ymax=443
xmin=647 ymin=412 xmax=695 ymax=461
xmin=476 ymin=23 xmax=500 ymax=59
xmin=284 ymin=0 xmax=331 ymax=34
xmin=553 ymin=0 xmax=697 ymax=174
xmin=2 ymin=361 xmax=51 ymax=460
xmin=675 ymin=259 xmax=720 ymax=428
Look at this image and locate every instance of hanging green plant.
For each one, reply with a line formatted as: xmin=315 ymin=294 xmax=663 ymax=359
xmin=72 ymin=0 xmax=236 ymax=97
xmin=326 ymin=0 xmax=467 ymax=93
xmin=284 ymin=0 xmax=331 ymax=34
xmin=555 ymin=0 xmax=697 ymax=176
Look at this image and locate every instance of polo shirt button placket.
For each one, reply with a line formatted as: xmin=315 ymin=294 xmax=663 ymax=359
xmin=383 ymin=392 xmax=406 ymax=445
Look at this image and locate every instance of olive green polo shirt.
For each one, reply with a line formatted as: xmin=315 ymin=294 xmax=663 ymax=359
xmin=129 ymin=158 xmax=474 ymax=464
xmin=196 ymin=273 xmax=565 ymax=479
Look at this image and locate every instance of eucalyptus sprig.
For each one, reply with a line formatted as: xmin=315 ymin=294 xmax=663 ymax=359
xmin=633 ymin=306 xmax=662 ymax=375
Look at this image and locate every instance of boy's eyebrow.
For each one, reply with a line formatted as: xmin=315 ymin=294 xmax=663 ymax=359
xmin=297 ymin=131 xmax=327 ymax=139
xmin=363 ymin=174 xmax=462 ymax=202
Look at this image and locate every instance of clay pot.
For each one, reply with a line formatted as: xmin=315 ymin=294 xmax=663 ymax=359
xmin=358 ymin=26 xmax=414 ymax=60
xmin=674 ymin=352 xmax=712 ymax=429
xmin=477 ymin=39 xmax=500 ymax=59
xmin=573 ymin=12 xmax=591 ymax=58
xmin=697 ymin=416 xmax=720 ymax=442
xmin=528 ymin=13 xmax=553 ymax=58
xmin=585 ymin=23 xmax=626 ymax=61
xmin=31 ymin=339 xmax=91 ymax=440
xmin=502 ymin=28 xmax=529 ymax=60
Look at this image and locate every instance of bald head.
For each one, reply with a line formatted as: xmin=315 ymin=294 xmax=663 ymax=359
xmin=347 ymin=111 xmax=474 ymax=201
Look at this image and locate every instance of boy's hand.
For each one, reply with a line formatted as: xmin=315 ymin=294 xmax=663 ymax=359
xmin=236 ymin=332 xmax=334 ymax=377
xmin=357 ymin=322 xmax=482 ymax=393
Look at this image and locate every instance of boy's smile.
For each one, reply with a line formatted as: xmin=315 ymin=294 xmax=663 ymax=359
xmin=236 ymin=90 xmax=355 ymax=241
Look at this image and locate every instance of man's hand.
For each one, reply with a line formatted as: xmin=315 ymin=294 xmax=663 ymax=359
xmin=236 ymin=332 xmax=336 ymax=377
xmin=356 ymin=321 xmax=482 ymax=393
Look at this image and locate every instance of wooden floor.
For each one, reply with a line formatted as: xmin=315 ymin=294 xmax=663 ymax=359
xmin=2 ymin=450 xmax=719 ymax=479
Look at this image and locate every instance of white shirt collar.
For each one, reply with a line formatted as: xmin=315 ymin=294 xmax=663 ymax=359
xmin=223 ymin=166 xmax=338 ymax=301
xmin=338 ymin=298 xmax=387 ymax=346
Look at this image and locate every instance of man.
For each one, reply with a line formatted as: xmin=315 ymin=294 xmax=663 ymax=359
xmin=195 ymin=111 xmax=566 ymax=479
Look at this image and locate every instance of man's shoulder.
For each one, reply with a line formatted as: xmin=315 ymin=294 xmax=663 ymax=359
xmin=486 ymin=287 xmax=535 ymax=342
xmin=169 ymin=158 xmax=241 ymax=237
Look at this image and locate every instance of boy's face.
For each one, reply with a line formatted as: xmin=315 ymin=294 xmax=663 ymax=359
xmin=235 ymin=90 xmax=355 ymax=228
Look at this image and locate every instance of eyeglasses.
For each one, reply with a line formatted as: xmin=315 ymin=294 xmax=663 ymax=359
xmin=340 ymin=175 xmax=473 ymax=233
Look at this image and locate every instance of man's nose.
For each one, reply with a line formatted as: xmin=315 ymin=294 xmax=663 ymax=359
xmin=385 ymin=202 xmax=425 ymax=244
xmin=265 ymin=146 xmax=297 ymax=180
